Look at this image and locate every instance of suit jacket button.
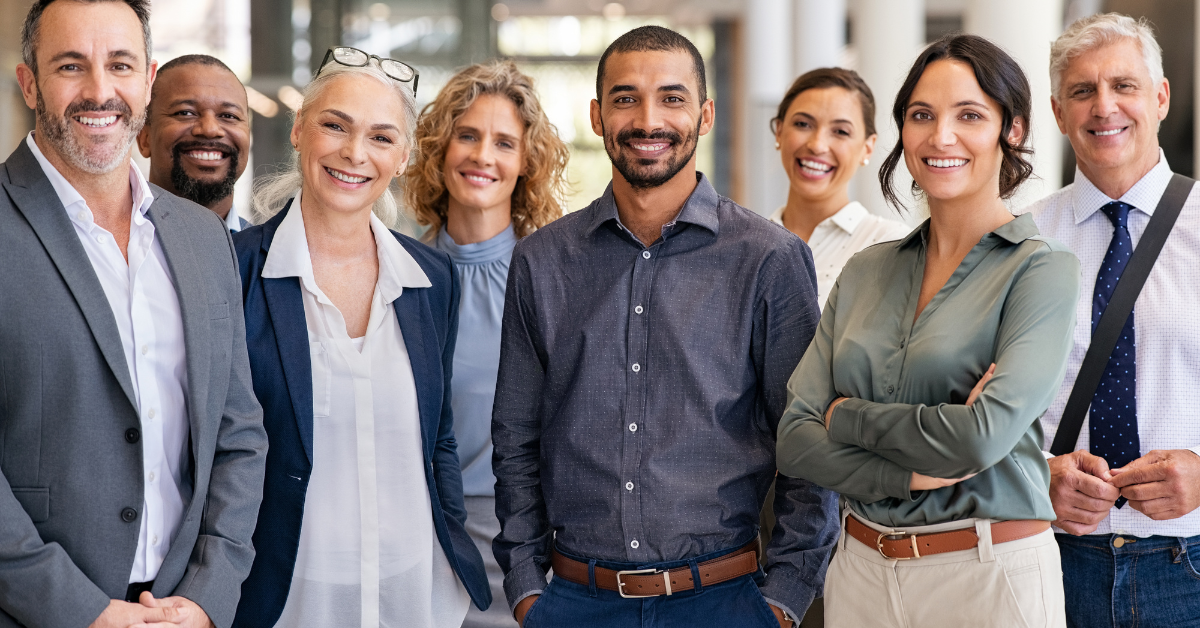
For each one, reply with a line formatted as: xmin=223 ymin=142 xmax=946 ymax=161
xmin=121 ymin=508 xmax=138 ymax=523
xmin=125 ymin=428 xmax=140 ymax=443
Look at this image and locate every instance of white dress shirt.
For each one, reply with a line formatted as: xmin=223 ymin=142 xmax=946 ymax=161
xmin=224 ymin=207 xmax=243 ymax=232
xmin=1026 ymin=152 xmax=1200 ymax=539
xmin=769 ymin=201 xmax=911 ymax=309
xmin=263 ymin=193 xmax=470 ymax=628
xmin=26 ymin=133 xmax=190 ymax=582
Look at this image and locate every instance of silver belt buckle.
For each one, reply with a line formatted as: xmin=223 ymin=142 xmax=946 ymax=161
xmin=615 ymin=568 xmax=672 ymax=598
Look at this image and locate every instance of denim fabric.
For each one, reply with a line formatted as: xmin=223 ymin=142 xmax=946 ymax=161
xmin=492 ymin=173 xmax=838 ymax=619
xmin=1057 ymin=532 xmax=1200 ymax=628
xmin=522 ymin=545 xmax=778 ymax=628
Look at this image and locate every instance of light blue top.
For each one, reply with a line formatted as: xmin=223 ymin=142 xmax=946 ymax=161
xmin=436 ymin=223 xmax=517 ymax=497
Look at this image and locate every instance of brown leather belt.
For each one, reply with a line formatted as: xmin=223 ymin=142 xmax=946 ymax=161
xmin=846 ymin=514 xmax=1050 ymax=560
xmin=550 ymin=542 xmax=759 ymax=598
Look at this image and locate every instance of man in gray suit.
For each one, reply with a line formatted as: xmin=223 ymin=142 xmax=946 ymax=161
xmin=1 ymin=0 xmax=268 ymax=627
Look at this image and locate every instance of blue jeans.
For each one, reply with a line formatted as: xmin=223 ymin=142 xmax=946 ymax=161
xmin=1057 ymin=533 xmax=1200 ymax=628
xmin=521 ymin=546 xmax=780 ymax=628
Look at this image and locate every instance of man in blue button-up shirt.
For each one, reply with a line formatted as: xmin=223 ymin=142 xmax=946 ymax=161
xmin=492 ymin=26 xmax=838 ymax=628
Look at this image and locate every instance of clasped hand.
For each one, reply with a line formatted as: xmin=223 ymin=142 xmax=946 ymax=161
xmin=823 ymin=364 xmax=995 ymax=492
xmin=1050 ymin=447 xmax=1200 ymax=535
xmin=88 ymin=593 xmax=214 ymax=628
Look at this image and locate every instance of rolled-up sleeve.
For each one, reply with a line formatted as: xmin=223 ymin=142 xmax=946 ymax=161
xmin=491 ymin=247 xmax=551 ymax=612
xmin=825 ymin=249 xmax=1080 ymax=478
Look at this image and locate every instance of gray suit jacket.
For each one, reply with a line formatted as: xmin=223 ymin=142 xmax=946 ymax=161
xmin=0 ymin=140 xmax=268 ymax=628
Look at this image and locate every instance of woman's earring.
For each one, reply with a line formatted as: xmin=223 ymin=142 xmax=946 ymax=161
xmin=774 ymin=142 xmax=780 ymax=150
xmin=862 ymin=158 xmax=870 ymax=166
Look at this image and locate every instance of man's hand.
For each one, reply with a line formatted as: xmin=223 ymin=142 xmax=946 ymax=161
xmin=823 ymin=397 xmax=849 ymax=430
xmin=514 ymin=594 xmax=539 ymax=627
xmin=87 ymin=599 xmax=188 ymax=628
xmin=137 ymin=593 xmax=215 ymax=628
xmin=1049 ymin=450 xmax=1120 ymax=535
xmin=1110 ymin=450 xmax=1200 ymax=520
xmin=769 ymin=603 xmax=793 ymax=627
xmin=909 ymin=472 xmax=974 ymax=491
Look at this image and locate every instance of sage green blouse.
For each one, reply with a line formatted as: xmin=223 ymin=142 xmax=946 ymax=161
xmin=777 ymin=213 xmax=1080 ymax=527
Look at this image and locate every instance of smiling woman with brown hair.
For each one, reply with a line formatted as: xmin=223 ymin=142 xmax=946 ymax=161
xmin=402 ymin=58 xmax=569 ymax=628
xmin=776 ymin=34 xmax=1080 ymax=627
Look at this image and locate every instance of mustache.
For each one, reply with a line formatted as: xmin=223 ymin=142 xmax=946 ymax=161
xmin=614 ymin=128 xmax=684 ymax=146
xmin=64 ymin=97 xmax=133 ymax=120
xmin=174 ymin=140 xmax=237 ymax=156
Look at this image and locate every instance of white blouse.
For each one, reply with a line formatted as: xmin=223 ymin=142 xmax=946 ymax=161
xmin=770 ymin=201 xmax=911 ymax=310
xmin=262 ymin=193 xmax=470 ymax=628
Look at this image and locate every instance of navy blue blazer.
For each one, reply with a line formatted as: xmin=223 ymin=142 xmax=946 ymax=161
xmin=231 ymin=202 xmax=490 ymax=627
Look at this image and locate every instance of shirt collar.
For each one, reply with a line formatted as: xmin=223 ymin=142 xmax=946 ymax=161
xmin=584 ymin=172 xmax=721 ymax=238
xmin=768 ymin=201 xmax=868 ymax=236
xmin=26 ymin=132 xmax=154 ymax=223
xmin=262 ymin=190 xmax=431 ymax=304
xmin=1070 ymin=149 xmax=1172 ymax=224
xmin=225 ymin=208 xmax=244 ymax=232
xmin=897 ymin=212 xmax=1038 ymax=248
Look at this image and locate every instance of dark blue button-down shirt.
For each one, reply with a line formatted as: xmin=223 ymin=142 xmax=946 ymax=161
xmin=492 ymin=174 xmax=839 ymax=619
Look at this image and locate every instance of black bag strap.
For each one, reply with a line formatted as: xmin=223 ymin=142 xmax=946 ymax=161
xmin=1049 ymin=173 xmax=1195 ymax=456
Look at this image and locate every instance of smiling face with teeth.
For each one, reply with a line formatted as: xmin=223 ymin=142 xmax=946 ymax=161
xmin=441 ymin=93 xmax=526 ymax=228
xmin=901 ymin=60 xmax=1024 ymax=209
xmin=775 ymin=86 xmax=876 ymax=215
xmin=16 ymin=0 xmax=155 ymax=178
xmin=292 ymin=73 xmax=410 ymax=219
xmin=1051 ymin=38 xmax=1170 ymax=198
xmin=590 ymin=50 xmax=714 ymax=192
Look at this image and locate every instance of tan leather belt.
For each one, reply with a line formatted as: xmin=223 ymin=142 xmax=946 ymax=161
xmin=550 ymin=542 xmax=759 ymax=598
xmin=846 ymin=514 xmax=1050 ymax=560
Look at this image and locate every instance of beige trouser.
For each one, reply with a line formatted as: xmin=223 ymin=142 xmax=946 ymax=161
xmin=825 ymin=508 xmax=1066 ymax=628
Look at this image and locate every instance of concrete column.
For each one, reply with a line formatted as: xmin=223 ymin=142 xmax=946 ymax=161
xmin=742 ymin=0 xmax=793 ymax=216
xmin=793 ymin=0 xmax=847 ymax=75
xmin=851 ymin=0 xmax=924 ymax=218
xmin=965 ymin=0 xmax=1064 ymax=207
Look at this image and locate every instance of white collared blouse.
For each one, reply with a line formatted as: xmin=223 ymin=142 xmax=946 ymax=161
xmin=261 ymin=193 xmax=470 ymax=628
xmin=769 ymin=201 xmax=911 ymax=310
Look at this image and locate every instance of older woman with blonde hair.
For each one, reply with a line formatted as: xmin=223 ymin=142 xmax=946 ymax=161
xmin=404 ymin=59 xmax=569 ymax=628
xmin=231 ymin=47 xmax=489 ymax=628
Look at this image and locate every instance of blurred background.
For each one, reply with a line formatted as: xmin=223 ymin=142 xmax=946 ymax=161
xmin=1 ymin=0 xmax=1197 ymax=227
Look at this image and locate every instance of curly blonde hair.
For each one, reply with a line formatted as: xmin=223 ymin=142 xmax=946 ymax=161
xmin=405 ymin=59 xmax=570 ymax=239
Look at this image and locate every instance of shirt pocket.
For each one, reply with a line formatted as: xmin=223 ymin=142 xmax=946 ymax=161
xmin=309 ymin=341 xmax=332 ymax=418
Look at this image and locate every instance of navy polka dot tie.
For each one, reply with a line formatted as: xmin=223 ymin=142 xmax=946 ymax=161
xmin=1090 ymin=201 xmax=1140 ymax=507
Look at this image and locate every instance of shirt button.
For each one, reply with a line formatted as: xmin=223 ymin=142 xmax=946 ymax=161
xmin=631 ymin=363 xmax=640 ymax=373
xmin=630 ymin=539 xmax=640 ymax=549
xmin=629 ymin=423 xmax=638 ymax=432
xmin=95 ymin=235 xmax=104 ymax=243
xmin=625 ymin=481 xmax=634 ymax=491
xmin=887 ymin=385 xmax=895 ymax=394
xmin=152 ymin=534 xmax=159 ymax=545
xmin=148 ymin=472 xmax=155 ymax=482
xmin=140 ymin=344 xmax=149 ymax=355
xmin=634 ymin=305 xmax=644 ymax=315
xmin=642 ymin=251 xmax=651 ymax=259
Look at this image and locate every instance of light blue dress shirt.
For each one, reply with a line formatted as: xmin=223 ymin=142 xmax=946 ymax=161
xmin=436 ymin=223 xmax=516 ymax=497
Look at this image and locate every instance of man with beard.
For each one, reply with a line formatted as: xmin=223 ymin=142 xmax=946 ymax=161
xmin=137 ymin=54 xmax=250 ymax=232
xmin=491 ymin=26 xmax=837 ymax=628
xmin=0 ymin=0 xmax=267 ymax=627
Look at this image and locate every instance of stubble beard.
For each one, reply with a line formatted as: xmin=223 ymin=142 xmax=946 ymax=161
xmin=603 ymin=118 xmax=702 ymax=190
xmin=36 ymin=90 xmax=144 ymax=175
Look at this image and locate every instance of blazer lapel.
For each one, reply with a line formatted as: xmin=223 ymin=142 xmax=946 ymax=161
xmin=261 ymin=206 xmax=315 ymax=464
xmin=2 ymin=142 xmax=137 ymax=411
xmin=394 ymin=289 xmax=438 ymax=457
xmin=147 ymin=197 xmax=211 ymax=461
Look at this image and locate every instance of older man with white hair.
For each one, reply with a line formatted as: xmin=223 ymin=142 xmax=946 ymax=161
xmin=1025 ymin=12 xmax=1200 ymax=628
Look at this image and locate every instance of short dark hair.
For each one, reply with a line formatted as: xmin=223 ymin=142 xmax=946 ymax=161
xmin=770 ymin=67 xmax=876 ymax=138
xmin=22 ymin=0 xmax=152 ymax=76
xmin=151 ymin=55 xmax=245 ymax=116
xmin=879 ymin=34 xmax=1034 ymax=211
xmin=596 ymin=26 xmax=707 ymax=102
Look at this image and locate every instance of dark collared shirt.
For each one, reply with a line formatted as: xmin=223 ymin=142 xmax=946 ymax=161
xmin=492 ymin=174 xmax=838 ymax=619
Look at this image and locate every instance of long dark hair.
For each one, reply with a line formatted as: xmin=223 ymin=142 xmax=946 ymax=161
xmin=879 ymin=34 xmax=1034 ymax=211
